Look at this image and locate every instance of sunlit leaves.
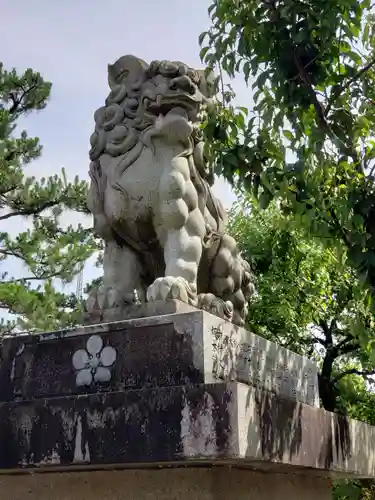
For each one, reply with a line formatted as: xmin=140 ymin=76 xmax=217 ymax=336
xmin=229 ymin=198 xmax=372 ymax=352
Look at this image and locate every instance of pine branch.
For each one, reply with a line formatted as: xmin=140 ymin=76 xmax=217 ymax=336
xmin=8 ymin=274 xmax=56 ymax=282
xmin=8 ymin=84 xmax=37 ymax=115
xmin=0 ymin=199 xmax=61 ymax=221
xmin=0 ymin=248 xmax=26 ymax=261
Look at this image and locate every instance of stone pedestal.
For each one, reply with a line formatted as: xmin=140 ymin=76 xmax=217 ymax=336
xmin=0 ymin=302 xmax=374 ymax=498
xmin=0 ymin=469 xmax=331 ymax=500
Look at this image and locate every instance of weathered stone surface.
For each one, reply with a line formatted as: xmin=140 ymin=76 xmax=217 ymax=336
xmin=0 ymin=468 xmax=332 ymax=500
xmin=85 ymin=55 xmax=255 ymax=327
xmin=234 ymin=383 xmax=375 ymax=477
xmin=0 ymin=308 xmax=319 ymax=407
xmin=0 ymin=381 xmax=373 ymax=479
xmin=0 ymin=309 xmax=373 ymax=482
xmin=82 ymin=299 xmax=197 ymax=324
xmin=207 ymin=313 xmax=319 ymax=407
xmin=0 ymin=384 xmax=228 ymax=469
xmin=0 ymin=318 xmax=203 ymax=401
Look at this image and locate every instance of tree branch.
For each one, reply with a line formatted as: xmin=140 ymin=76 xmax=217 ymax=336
xmin=9 ymin=273 xmax=57 ymax=282
xmin=319 ymin=318 xmax=332 ymax=346
xmin=263 ymin=0 xmax=363 ymax=167
xmin=293 ymin=53 xmax=330 ymax=133
xmin=326 ymin=57 xmax=375 ymax=116
xmin=293 ymin=52 xmax=361 ymax=165
xmin=0 ymin=200 xmax=61 ymax=221
xmin=312 ymin=336 xmax=327 ymax=347
xmin=7 ymin=84 xmax=37 ymax=116
xmin=8 ymin=93 xmax=19 ymax=114
xmin=0 ymin=248 xmax=26 ymax=261
xmin=329 ymin=208 xmax=352 ymax=248
xmin=367 ymin=159 xmax=375 ymax=180
xmin=337 ymin=342 xmax=360 ymax=356
xmin=335 ymin=334 xmax=355 ymax=351
xmin=318 ymin=318 xmax=359 ymax=358
xmin=0 ymin=184 xmax=19 ymax=198
xmin=0 ymin=324 xmax=18 ymax=338
xmin=0 ymin=302 xmax=18 ymax=311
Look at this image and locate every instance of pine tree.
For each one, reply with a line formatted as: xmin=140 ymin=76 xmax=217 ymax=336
xmin=0 ymin=62 xmax=96 ymax=334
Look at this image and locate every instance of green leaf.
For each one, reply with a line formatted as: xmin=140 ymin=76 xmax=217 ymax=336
xmin=363 ymin=23 xmax=370 ymax=44
xmin=199 ymin=46 xmax=210 ymax=61
xmin=283 ymin=130 xmax=294 ymax=141
xmin=237 ymin=106 xmax=249 ymax=115
xmin=345 ymin=50 xmax=362 ymax=65
xmin=199 ymin=31 xmax=208 ymax=46
xmin=243 ymin=61 xmax=251 ymax=83
xmin=224 ymin=152 xmax=239 ymax=168
xmin=259 ymin=191 xmax=272 ymax=209
xmin=254 ymin=71 xmax=269 ymax=89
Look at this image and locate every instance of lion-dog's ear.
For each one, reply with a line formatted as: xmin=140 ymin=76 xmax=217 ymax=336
xmin=108 ymin=55 xmax=149 ymax=89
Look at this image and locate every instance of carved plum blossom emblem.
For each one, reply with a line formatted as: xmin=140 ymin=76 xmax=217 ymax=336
xmin=72 ymin=335 xmax=116 ymax=387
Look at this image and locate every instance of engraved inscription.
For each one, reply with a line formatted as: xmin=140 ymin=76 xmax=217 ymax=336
xmin=212 ymin=324 xmax=319 ymax=407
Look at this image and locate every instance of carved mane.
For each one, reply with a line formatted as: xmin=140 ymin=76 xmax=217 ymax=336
xmin=88 ymin=55 xmax=227 ymax=233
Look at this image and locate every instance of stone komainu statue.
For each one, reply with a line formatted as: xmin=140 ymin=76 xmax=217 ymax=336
xmin=86 ymin=55 xmax=255 ymax=326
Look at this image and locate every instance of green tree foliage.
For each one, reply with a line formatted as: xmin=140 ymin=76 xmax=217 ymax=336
xmin=199 ymin=0 xmax=375 ymax=320
xmin=0 ymin=63 xmax=96 ymax=334
xmin=229 ymin=197 xmax=375 ymax=498
xmin=199 ymin=4 xmax=375 ymax=495
xmin=332 ymin=372 xmax=375 ymax=498
xmin=229 ymin=197 xmax=375 ymax=412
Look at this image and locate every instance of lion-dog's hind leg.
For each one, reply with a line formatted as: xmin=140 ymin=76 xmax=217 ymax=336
xmin=147 ymin=152 xmax=206 ymax=306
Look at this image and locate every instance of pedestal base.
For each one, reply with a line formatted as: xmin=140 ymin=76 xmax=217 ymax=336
xmin=0 ymin=468 xmax=331 ymax=500
xmin=0 ymin=303 xmax=374 ymax=498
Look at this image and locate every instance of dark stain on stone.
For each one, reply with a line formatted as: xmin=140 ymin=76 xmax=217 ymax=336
xmin=254 ymin=388 xmax=302 ymax=462
xmin=74 ymin=388 xmax=183 ymax=464
xmin=335 ymin=413 xmax=351 ymax=462
xmin=0 ymin=337 xmax=25 ymax=402
xmin=252 ymin=386 xmax=353 ymax=470
xmin=0 ymin=384 xmax=233 ymax=470
xmin=0 ymin=403 xmax=20 ymax=469
xmin=321 ymin=412 xmax=351 ymax=469
xmin=215 ymin=387 xmax=232 ymax=453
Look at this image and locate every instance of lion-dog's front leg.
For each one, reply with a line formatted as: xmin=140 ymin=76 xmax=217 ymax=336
xmin=85 ymin=160 xmax=148 ymax=320
xmin=85 ymin=238 xmax=147 ymax=321
xmin=147 ymin=152 xmax=206 ymax=306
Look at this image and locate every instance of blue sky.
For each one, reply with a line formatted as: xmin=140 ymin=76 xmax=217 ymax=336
xmin=2 ymin=0 xmax=251 ymax=292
